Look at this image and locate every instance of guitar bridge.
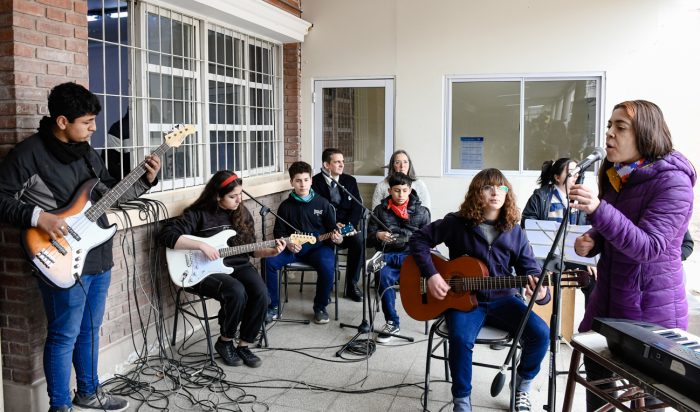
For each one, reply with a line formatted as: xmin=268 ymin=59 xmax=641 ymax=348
xmin=420 ymin=277 xmax=428 ymax=304
xmin=36 ymin=249 xmax=56 ymax=268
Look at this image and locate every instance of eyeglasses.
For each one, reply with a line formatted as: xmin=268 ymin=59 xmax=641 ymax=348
xmin=482 ymin=185 xmax=509 ymax=194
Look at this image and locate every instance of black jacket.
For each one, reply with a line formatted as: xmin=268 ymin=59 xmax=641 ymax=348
xmin=311 ymin=172 xmax=362 ymax=227
xmin=367 ymin=193 xmax=431 ymax=253
xmin=0 ymin=131 xmax=154 ymax=276
xmin=158 ymin=207 xmax=256 ymax=268
xmin=274 ymin=192 xmax=337 ymax=249
xmin=521 ymin=185 xmax=587 ymax=228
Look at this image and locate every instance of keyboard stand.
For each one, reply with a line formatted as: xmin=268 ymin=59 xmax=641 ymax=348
xmin=563 ymin=332 xmax=700 ymax=412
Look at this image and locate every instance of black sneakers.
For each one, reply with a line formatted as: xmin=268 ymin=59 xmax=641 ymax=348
xmin=313 ymin=308 xmax=330 ymax=324
xmin=376 ymin=321 xmax=400 ymax=343
xmin=236 ymin=346 xmax=262 ymax=368
xmin=344 ymin=284 xmax=363 ymax=302
xmin=72 ymin=386 xmax=128 ymax=411
xmin=214 ymin=338 xmax=243 ymax=366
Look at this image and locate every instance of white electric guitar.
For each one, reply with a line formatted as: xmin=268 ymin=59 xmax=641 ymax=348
xmin=166 ymin=230 xmax=316 ymax=288
xmin=22 ymin=124 xmax=196 ymax=289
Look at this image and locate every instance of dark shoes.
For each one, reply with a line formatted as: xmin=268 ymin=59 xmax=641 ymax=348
xmin=313 ymin=308 xmax=330 ymax=324
xmin=215 ymin=338 xmax=262 ymax=368
xmin=72 ymin=386 xmax=128 ymax=411
xmin=265 ymin=306 xmax=279 ymax=323
xmin=214 ymin=338 xmax=243 ymax=366
xmin=236 ymin=346 xmax=262 ymax=368
xmin=344 ymin=284 xmax=363 ymax=302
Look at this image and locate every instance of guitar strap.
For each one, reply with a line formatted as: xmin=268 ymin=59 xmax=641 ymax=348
xmin=82 ymin=154 xmax=110 ymax=198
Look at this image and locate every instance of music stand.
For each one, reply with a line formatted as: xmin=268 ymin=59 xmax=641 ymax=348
xmin=524 ymin=220 xmax=597 ymax=267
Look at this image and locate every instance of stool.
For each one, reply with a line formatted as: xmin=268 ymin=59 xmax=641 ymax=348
xmin=171 ymin=288 xmax=218 ymax=364
xmin=171 ymin=288 xmax=268 ymax=365
xmin=423 ymin=316 xmax=519 ymax=411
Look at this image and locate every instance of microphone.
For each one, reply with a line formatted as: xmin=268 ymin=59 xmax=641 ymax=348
xmin=568 ymin=147 xmax=606 ymax=177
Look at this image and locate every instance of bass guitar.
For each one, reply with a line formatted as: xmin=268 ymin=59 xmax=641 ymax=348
xmin=400 ymin=254 xmax=589 ymax=321
xmin=166 ymin=231 xmax=316 ymax=287
xmin=21 ymin=124 xmax=196 ymax=288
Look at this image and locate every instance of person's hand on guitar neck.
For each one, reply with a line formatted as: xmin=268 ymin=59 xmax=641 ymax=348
xmin=143 ymin=154 xmax=162 ymax=183
xmin=525 ymin=275 xmax=548 ymax=301
xmin=37 ymin=211 xmax=69 ymax=241
xmin=427 ymin=273 xmax=450 ymax=300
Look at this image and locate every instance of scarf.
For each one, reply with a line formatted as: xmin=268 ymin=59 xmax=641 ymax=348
xmin=606 ymin=158 xmax=651 ymax=192
xmin=291 ymin=189 xmax=315 ymax=203
xmin=38 ymin=116 xmax=91 ymax=164
xmin=387 ymin=198 xmax=409 ymax=220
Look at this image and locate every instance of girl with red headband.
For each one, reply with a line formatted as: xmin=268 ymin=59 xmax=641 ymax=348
xmin=159 ymin=170 xmax=285 ymax=368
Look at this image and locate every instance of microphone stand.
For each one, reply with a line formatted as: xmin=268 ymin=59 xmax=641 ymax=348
xmin=490 ymin=166 xmax=590 ymax=411
xmin=243 ymin=189 xmax=309 ymax=327
xmin=326 ymin=173 xmax=414 ymax=358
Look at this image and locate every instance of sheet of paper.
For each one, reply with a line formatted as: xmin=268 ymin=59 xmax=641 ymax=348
xmin=524 ymin=219 xmax=598 ymax=265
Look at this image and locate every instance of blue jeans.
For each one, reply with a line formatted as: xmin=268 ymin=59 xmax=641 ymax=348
xmin=378 ymin=252 xmax=407 ymax=326
xmin=446 ymin=295 xmax=549 ymax=398
xmin=265 ymin=246 xmax=335 ymax=311
xmin=38 ymin=271 xmax=111 ymax=409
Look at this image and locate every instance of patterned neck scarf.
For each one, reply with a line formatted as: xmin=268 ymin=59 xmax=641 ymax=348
xmin=606 ymin=158 xmax=651 ymax=192
xmin=387 ymin=198 xmax=409 ymax=220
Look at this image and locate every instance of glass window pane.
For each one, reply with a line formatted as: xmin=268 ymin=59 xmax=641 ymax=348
xmin=523 ymin=80 xmax=598 ymax=170
xmin=321 ymin=87 xmax=386 ymax=176
xmin=450 ymin=81 xmax=520 ymax=171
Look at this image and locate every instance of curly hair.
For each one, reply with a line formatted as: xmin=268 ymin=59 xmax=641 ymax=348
xmin=186 ymin=170 xmax=255 ymax=244
xmin=456 ymin=168 xmax=519 ymax=232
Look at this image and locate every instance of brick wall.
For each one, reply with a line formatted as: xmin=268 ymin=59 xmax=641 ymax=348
xmin=0 ymin=0 xmax=301 ymax=396
xmin=0 ymin=0 xmax=88 ymax=159
xmin=284 ymin=42 xmax=302 ymax=168
xmin=0 ymin=0 xmax=90 ymax=386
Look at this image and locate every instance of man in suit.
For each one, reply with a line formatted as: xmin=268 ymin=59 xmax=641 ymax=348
xmin=312 ymin=148 xmax=364 ymax=302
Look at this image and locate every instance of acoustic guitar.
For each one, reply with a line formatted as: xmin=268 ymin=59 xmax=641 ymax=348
xmin=21 ymin=124 xmax=196 ymax=288
xmin=400 ymin=254 xmax=589 ymax=321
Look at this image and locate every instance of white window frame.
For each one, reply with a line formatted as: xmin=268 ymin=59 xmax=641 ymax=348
xmin=312 ymin=78 xmax=395 ymax=184
xmin=444 ymin=72 xmax=605 ymax=176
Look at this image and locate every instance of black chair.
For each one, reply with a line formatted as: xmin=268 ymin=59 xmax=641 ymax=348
xmin=423 ymin=316 xmax=519 ymax=411
xmin=171 ymin=288 xmax=268 ymax=365
xmin=279 ymin=248 xmax=340 ymax=320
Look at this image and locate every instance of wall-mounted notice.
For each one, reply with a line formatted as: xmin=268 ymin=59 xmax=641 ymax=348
xmin=460 ymin=136 xmax=484 ymax=169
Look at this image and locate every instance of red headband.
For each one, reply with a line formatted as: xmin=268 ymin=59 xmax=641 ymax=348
xmin=220 ymin=173 xmax=239 ymax=188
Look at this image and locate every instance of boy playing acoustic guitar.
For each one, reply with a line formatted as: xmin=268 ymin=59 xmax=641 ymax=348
xmin=264 ymin=161 xmax=343 ymax=324
xmin=409 ymin=168 xmax=550 ymax=412
xmin=367 ymin=172 xmax=430 ymax=343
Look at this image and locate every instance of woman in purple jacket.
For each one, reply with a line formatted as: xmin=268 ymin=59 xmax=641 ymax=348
xmin=570 ymin=100 xmax=696 ymax=410
xmin=410 ymin=168 xmax=550 ymax=412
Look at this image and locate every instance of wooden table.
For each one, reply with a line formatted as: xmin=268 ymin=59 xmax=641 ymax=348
xmin=562 ymin=332 xmax=700 ymax=412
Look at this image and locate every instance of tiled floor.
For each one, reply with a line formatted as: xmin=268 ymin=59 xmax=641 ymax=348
xmin=121 ymin=273 xmax=700 ymax=412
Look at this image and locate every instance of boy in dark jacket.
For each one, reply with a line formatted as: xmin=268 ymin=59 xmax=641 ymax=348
xmin=264 ymin=161 xmax=343 ymax=324
xmin=367 ymin=173 xmax=430 ymax=342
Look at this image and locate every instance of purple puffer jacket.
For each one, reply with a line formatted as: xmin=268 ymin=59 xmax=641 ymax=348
xmin=579 ymin=151 xmax=696 ymax=332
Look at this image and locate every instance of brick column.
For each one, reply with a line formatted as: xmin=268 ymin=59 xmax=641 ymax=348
xmin=0 ymin=0 xmax=89 ymax=391
xmin=283 ymin=42 xmax=302 ymax=168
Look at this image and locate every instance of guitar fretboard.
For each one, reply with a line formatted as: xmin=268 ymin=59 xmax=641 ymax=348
xmin=447 ymin=274 xmax=552 ymax=292
xmin=85 ymin=130 xmax=186 ymax=222
xmin=219 ymin=237 xmax=290 ymax=258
